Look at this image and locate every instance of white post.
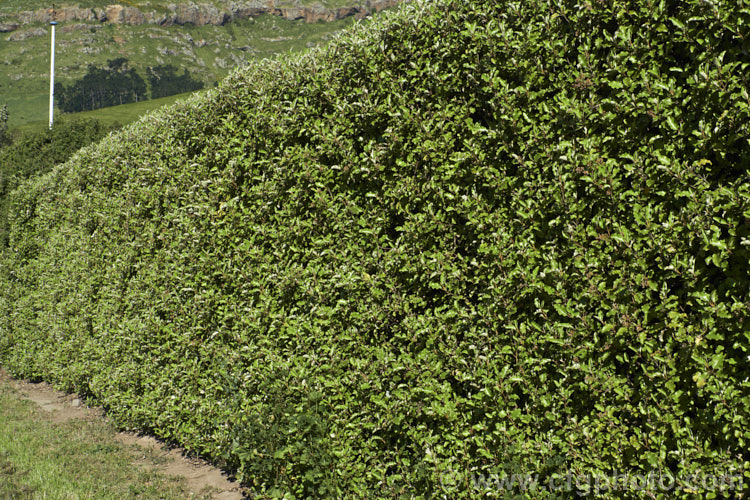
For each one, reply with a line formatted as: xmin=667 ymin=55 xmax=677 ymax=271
xmin=49 ymin=21 xmax=57 ymax=130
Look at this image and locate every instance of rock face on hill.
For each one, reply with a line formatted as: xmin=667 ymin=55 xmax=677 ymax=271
xmin=6 ymin=27 xmax=47 ymax=41
xmin=2 ymin=1 xmax=405 ymax=31
xmin=0 ymin=22 xmax=20 ymax=32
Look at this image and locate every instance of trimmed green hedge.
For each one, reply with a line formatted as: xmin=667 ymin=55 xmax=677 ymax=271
xmin=0 ymin=118 xmax=114 ymax=247
xmin=1 ymin=0 xmax=749 ymax=497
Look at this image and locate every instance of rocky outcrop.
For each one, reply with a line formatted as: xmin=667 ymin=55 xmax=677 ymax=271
xmin=6 ymin=27 xmax=47 ymax=41
xmin=0 ymin=22 xmax=20 ymax=32
xmin=171 ymin=3 xmax=230 ymax=26
xmin=100 ymin=5 xmax=145 ymax=25
xmin=0 ymin=1 xmax=407 ymax=32
xmin=260 ymin=0 xmax=406 ymax=23
xmin=18 ymin=6 xmax=98 ymax=24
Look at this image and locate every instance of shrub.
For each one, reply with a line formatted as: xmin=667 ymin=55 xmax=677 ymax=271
xmin=1 ymin=0 xmax=749 ymax=497
xmin=0 ymin=118 xmax=115 ymax=247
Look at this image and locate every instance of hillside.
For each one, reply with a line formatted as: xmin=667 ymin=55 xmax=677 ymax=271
xmin=0 ymin=1 xmax=402 ymax=27
xmin=1 ymin=0 xmax=749 ymax=497
xmin=0 ymin=1 xmax=402 ymax=128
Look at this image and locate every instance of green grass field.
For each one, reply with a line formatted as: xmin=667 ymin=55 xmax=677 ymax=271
xmin=13 ymin=91 xmax=201 ymax=135
xmin=74 ymin=90 xmax=199 ymax=125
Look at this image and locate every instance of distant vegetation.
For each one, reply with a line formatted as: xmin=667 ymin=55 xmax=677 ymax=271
xmin=53 ymin=58 xmax=205 ymax=113
xmin=1 ymin=0 xmax=749 ymax=498
xmin=147 ymin=65 xmax=205 ymax=100
xmin=54 ymin=58 xmax=148 ymax=113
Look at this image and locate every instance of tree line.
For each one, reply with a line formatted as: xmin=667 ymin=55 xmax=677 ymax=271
xmin=55 ymin=58 xmax=205 ymax=113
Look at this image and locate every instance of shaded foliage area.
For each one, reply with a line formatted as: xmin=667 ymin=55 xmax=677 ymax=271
xmin=55 ymin=58 xmax=148 ymax=113
xmin=147 ymin=65 xmax=205 ymax=100
xmin=0 ymin=118 xmax=115 ymax=247
xmin=1 ymin=0 xmax=749 ymax=498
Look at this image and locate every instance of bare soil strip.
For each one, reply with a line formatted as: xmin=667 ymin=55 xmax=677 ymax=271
xmin=0 ymin=368 xmax=244 ymax=500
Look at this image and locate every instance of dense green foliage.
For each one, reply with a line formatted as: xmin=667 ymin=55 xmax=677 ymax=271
xmin=0 ymin=105 xmax=9 ymax=147
xmin=0 ymin=118 xmax=115 ymax=247
xmin=55 ymin=58 xmax=149 ymax=113
xmin=1 ymin=0 xmax=749 ymax=497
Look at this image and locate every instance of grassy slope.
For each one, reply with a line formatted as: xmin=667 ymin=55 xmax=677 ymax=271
xmin=1 ymin=0 xmax=749 ymax=497
xmin=1 ymin=14 xmax=358 ymax=128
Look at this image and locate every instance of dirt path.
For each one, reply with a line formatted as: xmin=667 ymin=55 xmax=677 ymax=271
xmin=0 ymin=368 xmax=244 ymax=500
